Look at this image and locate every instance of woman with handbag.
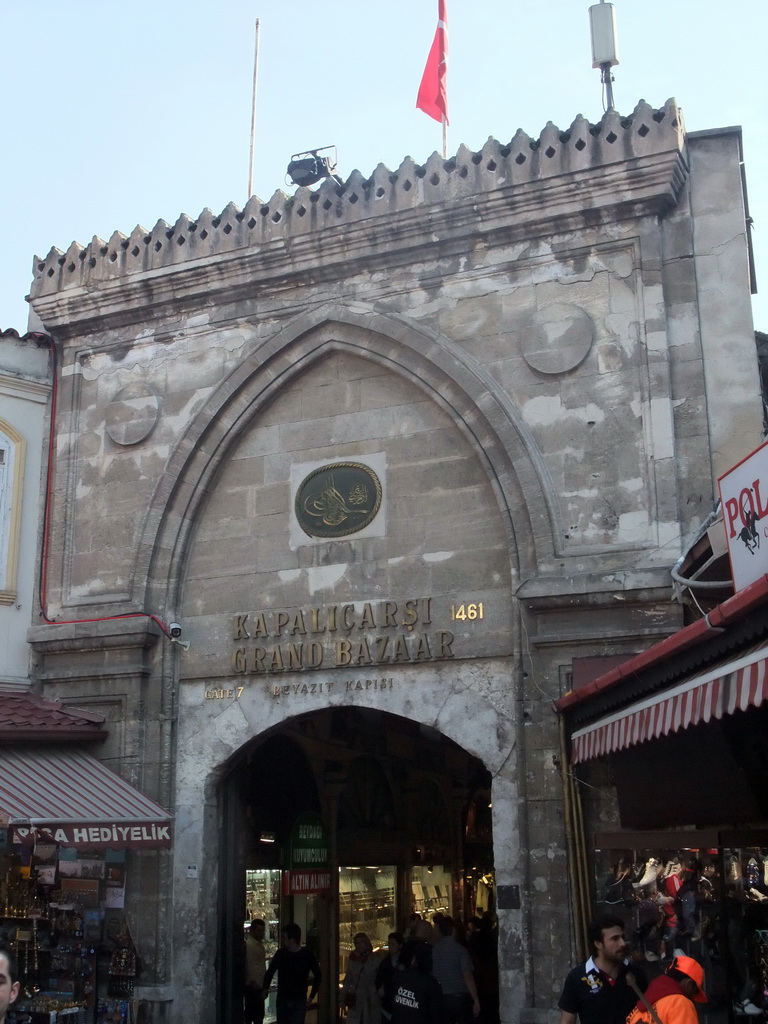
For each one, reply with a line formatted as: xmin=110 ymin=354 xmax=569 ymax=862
xmin=341 ymin=933 xmax=382 ymax=1024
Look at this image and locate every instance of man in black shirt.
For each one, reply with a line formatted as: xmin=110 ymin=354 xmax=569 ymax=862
xmin=390 ymin=941 xmax=443 ymax=1024
xmin=377 ymin=932 xmax=405 ymax=1023
xmin=558 ymin=915 xmax=647 ymax=1024
xmin=262 ymin=923 xmax=322 ymax=1024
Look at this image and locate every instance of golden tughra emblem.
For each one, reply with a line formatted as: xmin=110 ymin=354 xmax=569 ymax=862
xmin=295 ymin=462 xmax=382 ymax=538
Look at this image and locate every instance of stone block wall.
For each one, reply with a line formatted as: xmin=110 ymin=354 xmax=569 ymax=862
xmin=26 ymin=100 xmax=761 ymax=1023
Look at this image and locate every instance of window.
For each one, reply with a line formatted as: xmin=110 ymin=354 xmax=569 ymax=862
xmin=0 ymin=421 xmax=26 ymax=604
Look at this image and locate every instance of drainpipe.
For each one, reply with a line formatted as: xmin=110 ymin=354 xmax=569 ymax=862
xmin=571 ymin=770 xmax=591 ymax=959
xmin=559 ymin=716 xmax=589 ymax=959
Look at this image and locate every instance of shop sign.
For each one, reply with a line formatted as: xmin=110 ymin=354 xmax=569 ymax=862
xmin=285 ymin=869 xmax=332 ymax=895
xmin=718 ymin=438 xmax=768 ymax=590
xmin=11 ymin=821 xmax=172 ymax=850
xmin=231 ymin=597 xmax=456 ymax=674
xmin=289 ymin=812 xmax=329 ymax=869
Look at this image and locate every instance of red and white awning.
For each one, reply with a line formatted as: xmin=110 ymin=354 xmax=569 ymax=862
xmin=571 ymin=645 xmax=768 ymax=764
xmin=0 ymin=747 xmax=172 ymax=849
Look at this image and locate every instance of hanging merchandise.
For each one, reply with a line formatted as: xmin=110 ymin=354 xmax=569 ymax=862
xmin=747 ymin=859 xmax=761 ymax=889
xmin=97 ymin=998 xmax=133 ymax=1023
xmin=476 ymin=877 xmax=491 ymax=914
xmin=107 ymin=924 xmax=139 ymax=998
xmin=0 ymin=832 xmax=149 ymax=1023
xmin=756 ymin=931 xmax=768 ymax=1009
xmin=593 ymin=840 xmax=768 ymax=1013
xmin=728 ymin=853 xmax=742 ymax=885
xmin=603 ymin=859 xmax=632 ymax=906
xmin=1 ymin=863 xmax=97 ymax=1022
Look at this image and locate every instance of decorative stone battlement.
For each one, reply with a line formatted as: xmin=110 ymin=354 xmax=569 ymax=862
xmin=30 ymin=99 xmax=684 ymax=302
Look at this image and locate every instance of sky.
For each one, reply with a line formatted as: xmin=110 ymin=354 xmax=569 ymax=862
xmin=1 ymin=0 xmax=766 ymax=333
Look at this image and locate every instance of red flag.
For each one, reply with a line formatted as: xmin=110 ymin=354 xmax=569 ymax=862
xmin=416 ymin=0 xmax=449 ymax=124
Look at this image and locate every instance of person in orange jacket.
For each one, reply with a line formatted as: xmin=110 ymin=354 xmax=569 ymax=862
xmin=626 ymin=955 xmax=706 ymax=1024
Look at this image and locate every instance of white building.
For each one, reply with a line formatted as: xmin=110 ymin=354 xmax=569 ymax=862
xmin=0 ymin=329 xmax=51 ymax=688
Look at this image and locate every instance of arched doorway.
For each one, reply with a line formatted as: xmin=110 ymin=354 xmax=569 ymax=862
xmin=162 ymin=309 xmax=532 ymax=1023
xmin=218 ymin=708 xmax=497 ymax=1024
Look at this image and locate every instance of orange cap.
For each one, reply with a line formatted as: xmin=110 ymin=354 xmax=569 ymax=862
xmin=670 ymin=956 xmax=707 ymax=1003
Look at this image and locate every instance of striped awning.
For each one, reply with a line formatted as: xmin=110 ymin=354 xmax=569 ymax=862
xmin=0 ymin=747 xmax=172 ymax=849
xmin=571 ymin=645 xmax=768 ymax=764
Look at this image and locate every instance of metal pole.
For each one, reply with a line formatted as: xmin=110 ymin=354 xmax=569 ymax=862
xmin=248 ymin=18 xmax=261 ymax=199
xmin=559 ymin=716 xmax=581 ymax=954
xmin=441 ymin=116 xmax=448 ymax=160
xmin=601 ymin=62 xmax=615 ymax=111
xmin=572 ymin=773 xmax=592 ymax=958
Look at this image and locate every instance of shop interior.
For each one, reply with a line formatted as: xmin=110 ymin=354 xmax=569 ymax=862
xmin=595 ymin=837 xmax=768 ymax=1021
xmin=221 ymin=707 xmax=497 ymax=1024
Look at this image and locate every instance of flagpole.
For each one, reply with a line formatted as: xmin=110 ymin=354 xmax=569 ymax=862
xmin=247 ymin=18 xmax=261 ymax=199
xmin=417 ymin=1 xmax=449 ymax=155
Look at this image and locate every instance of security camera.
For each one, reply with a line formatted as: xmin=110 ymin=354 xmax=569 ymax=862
xmin=167 ymin=621 xmax=190 ymax=651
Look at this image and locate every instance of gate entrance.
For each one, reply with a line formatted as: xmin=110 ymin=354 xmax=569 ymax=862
xmin=219 ymin=707 xmax=497 ymax=1024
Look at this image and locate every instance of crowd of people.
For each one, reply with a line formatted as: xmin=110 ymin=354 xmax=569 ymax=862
xmin=339 ymin=911 xmax=498 ymax=1024
xmin=0 ymin=908 xmax=712 ymax=1024
xmin=558 ymin=914 xmax=708 ymax=1024
xmin=244 ymin=911 xmax=498 ymax=1024
xmin=245 ymin=921 xmax=322 ymax=1024
xmin=244 ymin=911 xmax=711 ymax=1024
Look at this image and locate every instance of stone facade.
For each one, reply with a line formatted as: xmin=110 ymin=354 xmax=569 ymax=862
xmin=26 ymin=99 xmax=761 ymax=1022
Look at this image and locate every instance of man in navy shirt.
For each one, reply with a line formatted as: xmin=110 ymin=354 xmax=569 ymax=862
xmin=262 ymin=923 xmax=322 ymax=1024
xmin=558 ymin=915 xmax=647 ymax=1024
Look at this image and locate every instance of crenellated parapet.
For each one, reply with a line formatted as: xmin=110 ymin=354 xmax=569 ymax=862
xmin=30 ymin=99 xmax=685 ymax=304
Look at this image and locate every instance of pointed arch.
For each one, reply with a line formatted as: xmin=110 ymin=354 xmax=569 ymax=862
xmin=140 ymin=304 xmax=561 ymax=610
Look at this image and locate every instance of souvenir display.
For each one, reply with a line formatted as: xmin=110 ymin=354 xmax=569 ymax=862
xmin=594 ymin=843 xmax=768 ymax=1015
xmin=1 ymin=840 xmax=138 ymax=1024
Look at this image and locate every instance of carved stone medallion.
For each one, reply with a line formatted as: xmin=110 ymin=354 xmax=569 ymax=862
xmin=295 ymin=462 xmax=382 ymax=538
xmin=520 ymin=303 xmax=595 ymax=374
xmin=105 ymin=382 xmax=160 ymax=446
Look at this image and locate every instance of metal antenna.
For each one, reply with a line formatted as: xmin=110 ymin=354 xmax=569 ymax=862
xmin=589 ymin=1 xmax=619 ymax=111
xmin=601 ymin=65 xmax=615 ymax=112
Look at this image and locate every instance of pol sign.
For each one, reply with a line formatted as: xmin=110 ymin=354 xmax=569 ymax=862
xmin=718 ymin=438 xmax=768 ymax=591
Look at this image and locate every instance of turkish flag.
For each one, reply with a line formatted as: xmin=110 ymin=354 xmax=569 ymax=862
xmin=416 ymin=0 xmax=449 ymax=124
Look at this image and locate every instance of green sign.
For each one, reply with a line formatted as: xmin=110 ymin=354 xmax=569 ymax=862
xmin=290 ymin=812 xmax=329 ymax=868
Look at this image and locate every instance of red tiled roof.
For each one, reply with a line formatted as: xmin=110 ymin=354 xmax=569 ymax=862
xmin=0 ymin=692 xmax=107 ymax=742
xmin=0 ymin=329 xmax=51 ymax=343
